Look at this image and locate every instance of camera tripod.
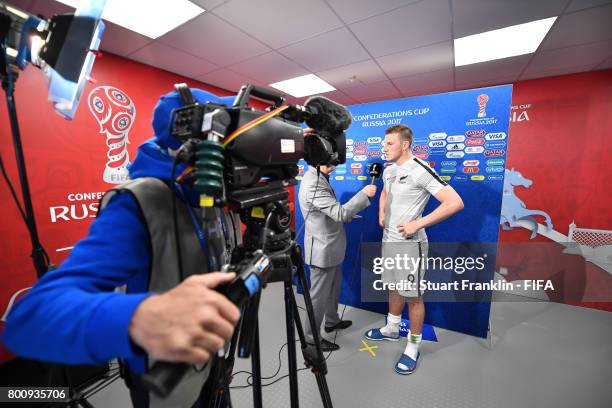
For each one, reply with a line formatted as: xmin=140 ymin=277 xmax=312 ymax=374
xmin=203 ymin=182 xmax=333 ymax=408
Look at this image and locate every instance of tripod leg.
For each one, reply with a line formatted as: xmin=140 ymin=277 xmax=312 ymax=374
xmin=290 ymin=244 xmax=334 ymax=408
xmin=315 ymin=373 xmax=334 ymax=408
xmin=251 ymin=318 xmax=263 ymax=408
xmin=76 ymin=398 xmax=95 ymax=408
xmin=284 ymin=280 xmax=299 ymax=408
xmin=290 ymin=245 xmax=327 ymax=364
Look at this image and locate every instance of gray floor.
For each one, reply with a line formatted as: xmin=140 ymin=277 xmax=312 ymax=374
xmin=88 ymin=284 xmax=612 ymax=408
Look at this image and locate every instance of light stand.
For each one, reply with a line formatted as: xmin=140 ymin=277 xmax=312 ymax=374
xmin=1 ymin=34 xmax=52 ymax=277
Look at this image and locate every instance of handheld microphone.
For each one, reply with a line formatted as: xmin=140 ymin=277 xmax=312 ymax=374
xmin=369 ymin=162 xmax=383 ymax=185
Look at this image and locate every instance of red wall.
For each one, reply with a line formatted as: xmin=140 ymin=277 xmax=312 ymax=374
xmin=497 ymin=70 xmax=612 ymax=310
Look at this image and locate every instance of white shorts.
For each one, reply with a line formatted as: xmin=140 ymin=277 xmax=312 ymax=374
xmin=381 ymin=241 xmax=428 ymax=298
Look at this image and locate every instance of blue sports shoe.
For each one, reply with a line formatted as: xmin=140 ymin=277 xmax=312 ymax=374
xmin=364 ymin=328 xmax=400 ymax=342
xmin=394 ymin=352 xmax=420 ymax=375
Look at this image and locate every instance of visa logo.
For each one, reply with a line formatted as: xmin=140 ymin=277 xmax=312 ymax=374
xmin=429 ymin=140 xmax=447 ymax=148
xmin=485 ymin=132 xmax=507 ymax=140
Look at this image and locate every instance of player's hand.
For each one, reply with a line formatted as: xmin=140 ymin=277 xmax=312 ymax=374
xmin=397 ymin=220 xmax=422 ymax=239
xmin=129 ymin=272 xmax=240 ymax=364
xmin=362 ymin=185 xmax=376 ymax=198
xmin=379 ymin=214 xmax=385 ymax=228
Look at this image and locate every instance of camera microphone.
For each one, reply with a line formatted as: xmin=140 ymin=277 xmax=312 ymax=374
xmin=304 ymin=96 xmax=352 ymax=133
xmin=369 ymin=162 xmax=383 ymax=185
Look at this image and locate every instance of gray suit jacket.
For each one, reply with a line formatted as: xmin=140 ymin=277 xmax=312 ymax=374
xmin=298 ymin=166 xmax=370 ymax=268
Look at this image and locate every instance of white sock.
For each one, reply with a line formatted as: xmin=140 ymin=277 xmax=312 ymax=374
xmin=403 ymin=330 xmax=422 ymax=360
xmin=379 ymin=313 xmax=401 ymax=337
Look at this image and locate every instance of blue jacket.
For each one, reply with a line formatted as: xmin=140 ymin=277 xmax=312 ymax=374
xmin=2 ymin=140 xmax=186 ymax=373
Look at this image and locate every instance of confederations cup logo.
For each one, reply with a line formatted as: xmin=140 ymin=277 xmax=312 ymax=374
xmin=477 ymin=94 xmax=489 ymax=118
xmin=88 ymin=86 xmax=136 ymax=184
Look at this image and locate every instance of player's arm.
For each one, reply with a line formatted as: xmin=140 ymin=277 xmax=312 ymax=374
xmin=417 ymin=185 xmax=464 ymax=229
xmin=379 ymin=188 xmax=387 ymax=228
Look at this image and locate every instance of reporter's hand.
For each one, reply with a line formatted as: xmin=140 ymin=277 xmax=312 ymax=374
xmin=362 ymin=185 xmax=377 ymax=198
xmin=129 ymin=272 xmax=240 ymax=364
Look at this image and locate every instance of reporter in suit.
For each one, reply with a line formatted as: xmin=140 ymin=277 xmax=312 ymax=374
xmin=298 ymin=162 xmax=376 ymax=351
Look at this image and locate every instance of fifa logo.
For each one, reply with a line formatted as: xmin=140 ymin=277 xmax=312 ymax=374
xmin=477 ymin=94 xmax=489 ymax=118
xmin=88 ymin=86 xmax=136 ymax=184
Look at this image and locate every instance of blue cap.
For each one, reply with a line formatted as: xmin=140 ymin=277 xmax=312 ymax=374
xmin=152 ymin=88 xmax=235 ymax=149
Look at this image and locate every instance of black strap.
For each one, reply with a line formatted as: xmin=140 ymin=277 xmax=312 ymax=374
xmin=174 ymin=83 xmax=196 ymax=105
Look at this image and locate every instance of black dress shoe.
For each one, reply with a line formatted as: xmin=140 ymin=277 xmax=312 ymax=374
xmin=324 ymin=320 xmax=352 ymax=333
xmin=317 ymin=339 xmax=340 ymax=352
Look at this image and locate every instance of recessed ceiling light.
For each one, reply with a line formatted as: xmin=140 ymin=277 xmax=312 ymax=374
xmin=269 ymin=74 xmax=336 ymax=98
xmin=55 ymin=0 xmax=204 ymax=39
xmin=454 ymin=17 xmax=557 ymax=67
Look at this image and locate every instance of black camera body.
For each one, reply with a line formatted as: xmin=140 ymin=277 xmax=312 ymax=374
xmin=169 ymin=84 xmax=350 ymax=193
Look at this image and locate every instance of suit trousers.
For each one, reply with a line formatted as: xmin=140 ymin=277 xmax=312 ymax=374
xmin=305 ymin=264 xmax=342 ymax=343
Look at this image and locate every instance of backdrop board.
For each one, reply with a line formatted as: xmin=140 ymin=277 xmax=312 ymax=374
xmin=296 ymin=85 xmax=513 ymax=338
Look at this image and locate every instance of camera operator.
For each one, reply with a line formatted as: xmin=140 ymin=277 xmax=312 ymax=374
xmin=298 ymin=131 xmax=376 ymax=351
xmin=2 ymin=88 xmax=241 ymax=408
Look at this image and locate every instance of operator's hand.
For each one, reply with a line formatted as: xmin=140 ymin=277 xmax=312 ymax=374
xmin=397 ymin=220 xmax=422 ymax=239
xmin=379 ymin=214 xmax=385 ymax=228
xmin=129 ymin=272 xmax=240 ymax=364
xmin=303 ymin=128 xmax=315 ymax=137
xmin=362 ymin=185 xmax=377 ymax=198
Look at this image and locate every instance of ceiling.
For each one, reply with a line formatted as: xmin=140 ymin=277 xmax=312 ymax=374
xmin=7 ymin=0 xmax=612 ymax=105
